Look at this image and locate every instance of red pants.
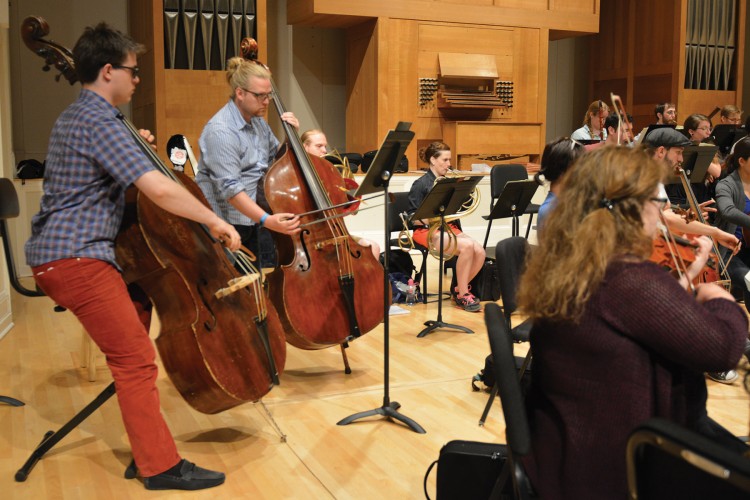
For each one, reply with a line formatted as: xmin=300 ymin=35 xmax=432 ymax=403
xmin=32 ymin=258 xmax=180 ymax=477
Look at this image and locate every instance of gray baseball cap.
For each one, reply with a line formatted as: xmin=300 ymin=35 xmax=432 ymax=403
xmin=643 ymin=128 xmax=692 ymax=148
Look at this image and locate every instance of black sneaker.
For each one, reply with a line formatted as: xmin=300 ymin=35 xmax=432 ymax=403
xmin=143 ymin=459 xmax=225 ymax=491
xmin=707 ymin=370 xmax=738 ymax=384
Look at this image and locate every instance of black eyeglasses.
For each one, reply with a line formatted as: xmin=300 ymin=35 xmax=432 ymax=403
xmin=111 ymin=64 xmax=140 ymax=78
xmin=650 ymin=197 xmax=669 ymax=210
xmin=240 ymin=88 xmax=274 ymax=101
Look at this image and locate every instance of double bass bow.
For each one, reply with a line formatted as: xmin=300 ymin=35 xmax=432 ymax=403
xmin=22 ymin=16 xmax=286 ymax=414
xmin=241 ymin=38 xmax=386 ymax=350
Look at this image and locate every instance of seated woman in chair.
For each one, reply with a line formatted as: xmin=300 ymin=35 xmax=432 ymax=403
xmin=516 ymin=146 xmax=748 ymax=499
xmin=534 ymin=137 xmax=586 ymax=231
xmin=407 ymin=141 xmax=485 ymax=312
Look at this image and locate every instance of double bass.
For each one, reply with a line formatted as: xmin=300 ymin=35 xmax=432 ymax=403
xmin=241 ymin=39 xmax=385 ymax=350
xmin=22 ymin=16 xmax=286 ymax=414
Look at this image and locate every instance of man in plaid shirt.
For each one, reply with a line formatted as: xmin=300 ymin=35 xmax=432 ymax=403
xmin=25 ymin=23 xmax=238 ymax=491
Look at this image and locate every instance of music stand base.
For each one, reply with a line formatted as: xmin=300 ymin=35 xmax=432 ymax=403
xmin=15 ymin=382 xmax=116 ymax=482
xmin=0 ymin=396 xmax=25 ymax=406
xmin=417 ymin=320 xmax=474 ymax=338
xmin=337 ymin=400 xmax=426 ymax=434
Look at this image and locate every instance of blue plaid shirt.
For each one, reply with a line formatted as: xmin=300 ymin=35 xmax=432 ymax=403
xmin=25 ymin=89 xmax=154 ymax=268
xmin=195 ymin=99 xmax=279 ymax=225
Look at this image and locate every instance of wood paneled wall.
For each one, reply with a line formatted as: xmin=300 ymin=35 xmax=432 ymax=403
xmin=591 ymin=0 xmax=745 ymax=131
xmin=294 ymin=0 xmax=598 ymax=169
xmin=129 ymin=0 xmax=268 ymax=165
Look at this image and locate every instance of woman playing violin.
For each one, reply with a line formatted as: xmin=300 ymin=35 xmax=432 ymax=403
xmin=517 ymin=146 xmax=748 ymax=499
xmin=715 ymin=137 xmax=750 ymax=310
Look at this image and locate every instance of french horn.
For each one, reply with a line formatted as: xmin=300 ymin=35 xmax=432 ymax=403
xmin=399 ymin=169 xmax=481 ymax=260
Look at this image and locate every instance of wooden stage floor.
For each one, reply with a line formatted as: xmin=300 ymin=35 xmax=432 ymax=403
xmin=1 ymin=272 xmax=748 ymax=498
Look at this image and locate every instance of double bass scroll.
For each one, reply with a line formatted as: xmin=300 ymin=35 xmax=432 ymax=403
xmin=22 ymin=16 xmax=287 ymax=414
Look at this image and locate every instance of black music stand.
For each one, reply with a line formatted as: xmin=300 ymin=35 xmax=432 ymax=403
xmin=337 ymin=122 xmax=425 ymax=433
xmin=664 ymin=145 xmax=716 ymax=185
xmin=413 ymin=175 xmax=483 ymax=338
xmin=484 ymin=179 xmax=538 ymax=238
xmin=712 ymin=125 xmax=748 ymax=156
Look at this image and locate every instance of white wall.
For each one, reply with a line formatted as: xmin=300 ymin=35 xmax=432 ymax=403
xmin=8 ymin=0 xmax=128 ymax=164
xmin=546 ymin=35 xmax=592 ymax=142
xmin=268 ymin=1 xmax=347 ymax=151
xmin=0 ymin=0 xmax=12 ymax=338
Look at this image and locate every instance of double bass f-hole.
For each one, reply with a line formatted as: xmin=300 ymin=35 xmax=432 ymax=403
xmin=22 ymin=16 xmax=286 ymax=412
xmin=240 ymin=37 xmax=386 ymax=350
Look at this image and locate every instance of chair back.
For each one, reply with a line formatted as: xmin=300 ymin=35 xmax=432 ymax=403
xmin=0 ymin=178 xmax=20 ymax=220
xmin=0 ymin=178 xmax=44 ymax=297
xmin=388 ymin=192 xmax=411 ymax=234
xmin=490 ymin=164 xmax=528 ymax=199
xmin=627 ymin=418 xmax=750 ymax=499
xmin=495 ymin=237 xmax=529 ymax=319
xmin=485 ymin=303 xmax=531 ymax=456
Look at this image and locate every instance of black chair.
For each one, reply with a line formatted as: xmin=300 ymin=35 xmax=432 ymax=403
xmin=388 ymin=192 xmax=428 ymax=303
xmin=479 ymin=236 xmax=532 ymax=426
xmin=627 ymin=418 xmax=750 ymax=499
xmin=495 ymin=237 xmax=532 ymax=342
xmin=0 ymin=178 xmax=46 ymax=407
xmin=485 ymin=303 xmax=535 ymax=499
xmin=482 ymin=165 xmax=539 ymax=249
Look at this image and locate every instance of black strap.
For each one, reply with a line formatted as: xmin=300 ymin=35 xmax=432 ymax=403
xmin=423 ymin=459 xmax=438 ymax=499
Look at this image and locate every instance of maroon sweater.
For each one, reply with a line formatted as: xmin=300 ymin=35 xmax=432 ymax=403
xmin=523 ymin=260 xmax=747 ymax=499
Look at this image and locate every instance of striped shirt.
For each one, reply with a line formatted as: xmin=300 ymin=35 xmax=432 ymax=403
xmin=25 ymin=89 xmax=154 ymax=268
xmin=195 ymin=99 xmax=279 ymax=225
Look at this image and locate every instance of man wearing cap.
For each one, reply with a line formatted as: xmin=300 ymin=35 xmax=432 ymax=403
xmin=644 ymin=127 xmax=743 ymax=385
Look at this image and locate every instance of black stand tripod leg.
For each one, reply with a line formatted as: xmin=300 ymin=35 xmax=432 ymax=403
xmin=417 ymin=214 xmax=474 ymax=338
xmin=337 ymin=400 xmax=425 ymax=433
xmin=337 ymin=174 xmax=425 ymax=434
xmin=478 ymin=385 xmax=498 ymax=426
xmin=1 ymin=395 xmax=25 ymax=406
xmin=15 ymin=382 xmax=116 ymax=482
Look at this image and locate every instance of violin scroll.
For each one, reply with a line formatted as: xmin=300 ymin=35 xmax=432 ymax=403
xmin=21 ymin=16 xmax=78 ymax=85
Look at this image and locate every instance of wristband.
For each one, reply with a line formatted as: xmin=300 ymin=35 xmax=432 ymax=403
xmin=259 ymin=212 xmax=269 ymax=227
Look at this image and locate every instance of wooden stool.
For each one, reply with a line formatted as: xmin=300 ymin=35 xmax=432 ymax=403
xmin=80 ymin=329 xmax=99 ymax=382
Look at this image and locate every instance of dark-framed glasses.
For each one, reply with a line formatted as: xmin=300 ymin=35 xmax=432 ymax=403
xmin=650 ymin=197 xmax=669 ymax=210
xmin=111 ymin=64 xmax=140 ymax=78
xmin=241 ymin=88 xmax=274 ymax=102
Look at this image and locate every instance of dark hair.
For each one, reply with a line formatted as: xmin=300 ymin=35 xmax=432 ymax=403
xmin=604 ymin=112 xmax=632 ymax=131
xmin=535 ymin=137 xmax=585 ymax=185
xmin=683 ymin=113 xmax=709 ymax=133
xmin=654 ymin=102 xmax=675 ymax=118
xmin=73 ymin=22 xmax=144 ymax=84
xmin=723 ymin=137 xmax=750 ymax=175
xmin=418 ymin=141 xmax=450 ymax=164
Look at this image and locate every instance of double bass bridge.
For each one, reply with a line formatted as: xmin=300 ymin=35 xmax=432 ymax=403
xmin=314 ymin=235 xmax=350 ymax=251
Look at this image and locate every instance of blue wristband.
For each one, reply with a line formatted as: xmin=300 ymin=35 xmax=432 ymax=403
xmin=259 ymin=212 xmax=269 ymax=227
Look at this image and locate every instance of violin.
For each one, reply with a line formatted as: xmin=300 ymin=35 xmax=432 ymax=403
xmin=650 ymin=228 xmax=720 ymax=290
xmin=23 ymin=16 xmax=286 ymax=414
